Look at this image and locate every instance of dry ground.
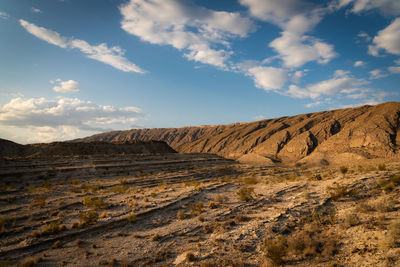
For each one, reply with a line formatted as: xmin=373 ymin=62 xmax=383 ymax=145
xmin=0 ymin=153 xmax=399 ymax=266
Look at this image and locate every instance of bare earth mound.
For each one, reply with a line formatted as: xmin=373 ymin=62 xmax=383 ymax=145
xmin=77 ymin=101 xmax=400 ymax=165
xmin=0 ymin=140 xmax=176 ymax=157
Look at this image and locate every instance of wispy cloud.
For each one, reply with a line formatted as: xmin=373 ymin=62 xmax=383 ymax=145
xmin=286 ymin=69 xmax=369 ymax=99
xmin=335 ymin=0 xmax=400 ymax=16
xmin=0 ymin=11 xmax=9 ymax=20
xmin=369 ymin=68 xmax=388 ymax=79
xmin=19 ymin=19 xmax=145 ymax=73
xmin=354 ymin=60 xmax=365 ymax=67
xmin=31 ymin=7 xmax=42 ymax=14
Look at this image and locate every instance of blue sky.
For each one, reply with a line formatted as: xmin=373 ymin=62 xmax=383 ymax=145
xmin=0 ymin=0 xmax=399 ymax=144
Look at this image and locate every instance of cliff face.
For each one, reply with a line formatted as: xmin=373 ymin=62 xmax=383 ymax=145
xmin=77 ymin=102 xmax=400 ymax=165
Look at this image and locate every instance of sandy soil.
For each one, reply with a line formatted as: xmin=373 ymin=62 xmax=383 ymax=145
xmin=0 ymin=153 xmax=399 ymax=266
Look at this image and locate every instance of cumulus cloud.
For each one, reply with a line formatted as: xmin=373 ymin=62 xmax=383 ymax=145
xmin=269 ymin=32 xmax=336 ymax=68
xmin=286 ymin=70 xmax=368 ymax=99
xmin=31 ymin=7 xmax=42 ymax=13
xmin=336 ymin=0 xmax=400 ymax=16
xmin=240 ymin=0 xmax=336 ymax=68
xmin=369 ymin=69 xmax=387 ymax=79
xmin=0 ymin=97 xmax=144 ymax=142
xmin=354 ymin=60 xmax=365 ymax=67
xmin=19 ymin=19 xmax=145 ymax=73
xmin=246 ymin=66 xmax=288 ymax=90
xmin=120 ymin=0 xmax=253 ymax=69
xmin=52 ymin=80 xmax=80 ymax=93
xmin=368 ymin=18 xmax=400 ymax=56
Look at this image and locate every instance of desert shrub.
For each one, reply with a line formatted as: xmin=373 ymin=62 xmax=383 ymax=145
xmin=327 ymin=184 xmax=348 ymax=201
xmin=375 ymin=198 xmax=397 ymax=212
xmin=389 ymin=174 xmax=400 ymax=185
xmin=35 ymin=220 xmax=66 ymax=237
xmin=310 ymin=174 xmax=323 ymax=181
xmin=263 ymin=235 xmax=287 ymax=265
xmin=236 ymin=187 xmax=254 ymax=202
xmin=387 ymin=219 xmax=400 ymax=247
xmin=185 ymin=252 xmax=196 ymax=262
xmin=243 ymin=177 xmax=258 ymax=185
xmin=126 ymin=213 xmax=138 ymax=223
xmin=52 ymin=240 xmax=61 ymax=249
xmin=303 ymin=208 xmax=337 ymax=225
xmin=378 ymin=164 xmax=386 ymax=171
xmin=79 ymin=210 xmax=99 ymax=225
xmin=339 ymin=166 xmax=348 ymax=176
xmin=70 ymin=179 xmax=80 ymax=185
xmin=286 ymin=224 xmax=338 ymax=259
xmin=208 ymin=201 xmax=218 ymax=209
xmin=378 ymin=179 xmax=390 ymax=187
xmin=188 ymin=202 xmax=204 ymax=215
xmin=383 ymin=183 xmax=394 ymax=192
xmin=342 ymin=213 xmax=360 ymax=227
xmin=112 ymin=184 xmax=128 ymax=194
xmin=81 ymin=183 xmax=100 ymax=194
xmin=356 ymin=201 xmax=375 ymax=213
xmin=177 ymin=210 xmax=186 ymax=220
xmin=152 ymin=233 xmax=160 ymax=241
xmin=32 ymin=194 xmax=47 ymax=207
xmin=82 ymin=196 xmax=107 ymax=210
xmin=0 ymin=216 xmax=13 ymax=230
xmin=215 ymin=194 xmax=228 ymax=204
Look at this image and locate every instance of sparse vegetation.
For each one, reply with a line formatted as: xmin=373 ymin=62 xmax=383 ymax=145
xmin=339 ymin=166 xmax=348 ymax=176
xmin=236 ymin=187 xmax=254 ymax=202
xmin=378 ymin=164 xmax=386 ymax=171
xmin=82 ymin=196 xmax=107 ymax=210
xmin=126 ymin=213 xmax=138 ymax=223
xmin=79 ymin=210 xmax=99 ymax=225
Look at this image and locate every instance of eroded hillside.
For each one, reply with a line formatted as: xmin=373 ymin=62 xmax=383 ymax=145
xmin=77 ymin=102 xmax=400 ymax=165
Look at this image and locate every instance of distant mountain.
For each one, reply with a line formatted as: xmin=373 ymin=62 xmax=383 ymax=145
xmin=76 ymin=102 xmax=400 ymax=165
xmin=0 ymin=140 xmax=175 ymax=157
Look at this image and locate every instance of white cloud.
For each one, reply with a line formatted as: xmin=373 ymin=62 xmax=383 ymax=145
xmin=286 ymin=70 xmax=368 ymax=99
xmin=388 ymin=66 xmax=400 ymax=73
xmin=31 ymin=7 xmax=42 ymax=13
xmin=52 ymin=80 xmax=80 ymax=93
xmin=0 ymin=11 xmax=9 ymax=20
xmin=19 ymin=19 xmax=145 ymax=73
xmin=119 ymin=0 xmax=253 ymax=69
xmin=369 ymin=69 xmax=387 ymax=79
xmin=354 ymin=60 xmax=365 ymax=67
xmin=336 ymin=0 xmax=400 ymax=16
xmin=246 ymin=66 xmax=288 ymax=90
xmin=0 ymin=96 xmax=144 ymax=142
xmin=240 ymin=0 xmax=336 ymax=68
xmin=269 ymin=32 xmax=336 ymax=68
xmin=368 ymin=18 xmax=400 ymax=56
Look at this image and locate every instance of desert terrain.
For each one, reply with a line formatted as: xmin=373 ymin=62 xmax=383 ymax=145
xmin=0 ymin=102 xmax=400 ymax=266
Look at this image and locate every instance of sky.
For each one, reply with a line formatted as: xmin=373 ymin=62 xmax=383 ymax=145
xmin=0 ymin=0 xmax=399 ymax=144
